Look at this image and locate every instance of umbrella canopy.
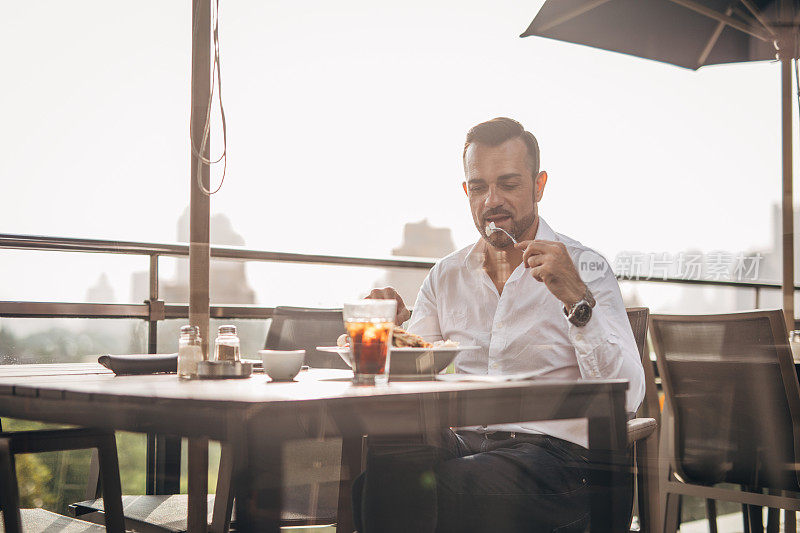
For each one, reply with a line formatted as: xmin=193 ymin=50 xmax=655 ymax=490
xmin=521 ymin=0 xmax=791 ymax=69
xmin=522 ymin=0 xmax=800 ymax=330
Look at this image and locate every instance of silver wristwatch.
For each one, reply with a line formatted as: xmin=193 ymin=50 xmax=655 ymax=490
xmin=563 ymin=287 xmax=596 ymax=327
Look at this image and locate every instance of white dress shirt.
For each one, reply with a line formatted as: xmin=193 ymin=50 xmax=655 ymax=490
xmin=405 ymin=217 xmax=645 ymax=448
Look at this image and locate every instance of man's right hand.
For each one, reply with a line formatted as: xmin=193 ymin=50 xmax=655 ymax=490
xmin=367 ymin=287 xmax=411 ymax=325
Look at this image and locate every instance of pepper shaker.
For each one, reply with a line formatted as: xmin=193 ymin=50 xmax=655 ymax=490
xmin=214 ymin=325 xmax=241 ymax=362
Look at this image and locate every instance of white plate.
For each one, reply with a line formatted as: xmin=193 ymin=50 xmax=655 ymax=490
xmin=316 ymin=345 xmax=479 ymax=379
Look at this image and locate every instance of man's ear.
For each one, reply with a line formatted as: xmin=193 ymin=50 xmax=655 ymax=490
xmin=462 ymin=182 xmax=468 ymax=196
xmin=535 ymin=171 xmax=547 ymax=202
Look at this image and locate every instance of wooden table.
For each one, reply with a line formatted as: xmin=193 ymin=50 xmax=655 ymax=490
xmin=0 ymin=364 xmax=629 ymax=533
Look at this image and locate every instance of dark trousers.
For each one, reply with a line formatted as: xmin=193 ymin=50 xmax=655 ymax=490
xmin=353 ymin=429 xmax=591 ymax=533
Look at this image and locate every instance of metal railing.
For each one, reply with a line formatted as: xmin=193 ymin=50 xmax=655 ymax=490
xmin=2 ymin=232 xmax=800 ymax=493
xmin=0 ymin=234 xmax=437 ymax=495
xmin=0 ymin=233 xmax=439 ymax=350
xmin=1 ymin=233 xmax=797 ymax=324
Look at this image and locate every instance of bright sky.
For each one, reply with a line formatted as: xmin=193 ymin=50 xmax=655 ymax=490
xmin=0 ymin=0 xmax=795 ymax=305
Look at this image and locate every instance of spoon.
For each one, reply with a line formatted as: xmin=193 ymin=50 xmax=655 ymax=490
xmin=484 ymin=221 xmax=518 ymax=244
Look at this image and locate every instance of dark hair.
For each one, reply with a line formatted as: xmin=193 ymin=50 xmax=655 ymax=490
xmin=463 ymin=117 xmax=540 ymax=176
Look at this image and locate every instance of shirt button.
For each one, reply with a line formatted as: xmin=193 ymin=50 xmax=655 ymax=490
xmin=496 ymin=322 xmax=504 ymax=329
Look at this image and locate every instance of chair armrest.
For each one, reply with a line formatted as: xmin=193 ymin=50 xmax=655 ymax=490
xmin=627 ymin=417 xmax=657 ymax=446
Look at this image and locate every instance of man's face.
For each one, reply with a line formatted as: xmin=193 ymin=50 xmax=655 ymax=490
xmin=463 ymin=137 xmax=545 ymax=248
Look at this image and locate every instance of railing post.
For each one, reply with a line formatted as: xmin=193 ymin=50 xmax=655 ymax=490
xmin=147 ymin=254 xmax=160 ymax=355
xmin=146 ymin=254 xmax=157 ymax=494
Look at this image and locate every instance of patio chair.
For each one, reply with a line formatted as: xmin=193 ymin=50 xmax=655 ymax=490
xmin=265 ymin=306 xmax=348 ymax=368
xmin=626 ymin=307 xmax=660 ymax=532
xmin=210 ymin=306 xmax=351 ymax=530
xmin=650 ymin=310 xmax=800 ymax=533
xmin=71 ymin=306 xmax=348 ymax=533
xmin=263 ymin=306 xmax=349 ymax=526
xmin=0 ymin=428 xmax=124 ymax=533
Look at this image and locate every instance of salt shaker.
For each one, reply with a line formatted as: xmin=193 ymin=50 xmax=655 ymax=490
xmin=214 ymin=325 xmax=241 ymax=362
xmin=178 ymin=325 xmax=203 ymax=379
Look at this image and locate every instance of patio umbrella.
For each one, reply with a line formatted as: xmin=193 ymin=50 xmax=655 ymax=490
xmin=521 ymin=0 xmax=800 ymax=331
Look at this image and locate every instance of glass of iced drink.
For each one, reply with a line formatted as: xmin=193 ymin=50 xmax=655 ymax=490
xmin=343 ymin=299 xmax=396 ymax=385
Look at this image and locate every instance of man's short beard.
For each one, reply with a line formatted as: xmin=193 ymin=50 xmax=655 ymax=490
xmin=477 ymin=210 xmax=536 ymax=248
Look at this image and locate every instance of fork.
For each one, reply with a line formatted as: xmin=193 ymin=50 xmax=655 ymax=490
xmin=485 ymin=221 xmax=518 ymax=244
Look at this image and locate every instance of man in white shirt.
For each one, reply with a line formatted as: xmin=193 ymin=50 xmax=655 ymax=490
xmin=355 ymin=117 xmax=645 ymax=533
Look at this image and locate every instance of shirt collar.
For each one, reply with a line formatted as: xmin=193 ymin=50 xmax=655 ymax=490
xmin=535 ymin=216 xmax=558 ymax=242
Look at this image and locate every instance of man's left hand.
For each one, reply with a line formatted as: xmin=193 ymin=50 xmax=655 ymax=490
xmin=514 ymin=240 xmax=586 ymax=308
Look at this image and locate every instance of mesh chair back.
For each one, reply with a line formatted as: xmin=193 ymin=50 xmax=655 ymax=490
xmin=264 ymin=306 xmax=348 ymax=523
xmin=650 ymin=310 xmax=800 ymax=490
xmin=265 ymin=306 xmax=348 ymax=369
xmin=626 ymin=307 xmax=659 ymax=423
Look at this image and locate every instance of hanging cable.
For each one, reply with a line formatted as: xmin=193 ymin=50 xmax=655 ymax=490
xmin=190 ymin=0 xmax=227 ymax=196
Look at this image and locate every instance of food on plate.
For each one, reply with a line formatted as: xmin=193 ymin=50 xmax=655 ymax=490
xmin=433 ymin=339 xmax=459 ymax=348
xmin=392 ymin=327 xmax=432 ymax=348
xmin=336 ymin=330 xmax=459 ymax=349
xmin=337 ymin=333 xmax=348 ymax=347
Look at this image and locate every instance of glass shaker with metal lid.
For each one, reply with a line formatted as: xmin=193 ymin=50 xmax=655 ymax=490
xmin=178 ymin=325 xmax=203 ymax=379
xmin=214 ymin=325 xmax=241 ymax=362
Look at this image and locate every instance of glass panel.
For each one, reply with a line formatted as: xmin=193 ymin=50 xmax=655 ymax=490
xmin=157 ymin=256 xmax=432 ymax=311
xmin=619 ymin=280 xmax=761 ymax=315
xmin=0 ymin=251 xmax=149 ymax=304
xmin=0 ymin=318 xmax=147 ymax=364
xmin=116 ymin=432 xmax=148 ymax=495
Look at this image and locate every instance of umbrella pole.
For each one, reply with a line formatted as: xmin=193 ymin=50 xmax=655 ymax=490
xmin=188 ymin=2 xmax=211 ymax=532
xmin=781 ymin=54 xmax=794 ymax=333
xmin=190 ymin=0 xmax=211 ymax=358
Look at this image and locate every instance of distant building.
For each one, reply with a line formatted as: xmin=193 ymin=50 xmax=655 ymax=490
xmin=392 ymin=219 xmax=456 ymax=259
xmin=129 ymin=209 xmax=261 ymax=353
xmin=380 ymin=219 xmax=455 ymax=307
xmin=131 ymin=208 xmax=256 ymax=305
xmin=86 ymin=273 xmax=115 ymax=303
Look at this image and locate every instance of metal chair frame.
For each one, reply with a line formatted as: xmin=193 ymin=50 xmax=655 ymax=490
xmin=651 ymin=309 xmax=800 ymax=533
xmin=0 ymin=428 xmax=125 ymax=533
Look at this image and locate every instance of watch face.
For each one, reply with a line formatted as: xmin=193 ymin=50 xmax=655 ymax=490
xmin=572 ymin=302 xmax=592 ymax=326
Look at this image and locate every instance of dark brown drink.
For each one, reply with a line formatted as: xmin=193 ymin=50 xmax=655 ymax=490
xmin=346 ymin=321 xmax=393 ymax=381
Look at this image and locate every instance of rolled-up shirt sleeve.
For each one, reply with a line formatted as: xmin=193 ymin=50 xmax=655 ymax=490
xmin=405 ymin=270 xmax=444 ymax=343
xmin=567 ymin=265 xmax=646 ymax=416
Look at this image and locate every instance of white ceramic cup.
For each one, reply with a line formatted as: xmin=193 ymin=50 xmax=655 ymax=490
xmin=259 ymin=349 xmax=305 ymax=381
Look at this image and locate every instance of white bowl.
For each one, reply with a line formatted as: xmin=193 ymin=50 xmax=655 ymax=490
xmin=259 ymin=349 xmax=305 ymax=381
xmin=317 ymin=345 xmax=480 ymax=380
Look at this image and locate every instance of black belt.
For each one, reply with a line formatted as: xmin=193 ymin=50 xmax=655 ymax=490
xmin=460 ymin=430 xmax=588 ymax=459
xmin=484 ymin=431 xmax=518 ymax=440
